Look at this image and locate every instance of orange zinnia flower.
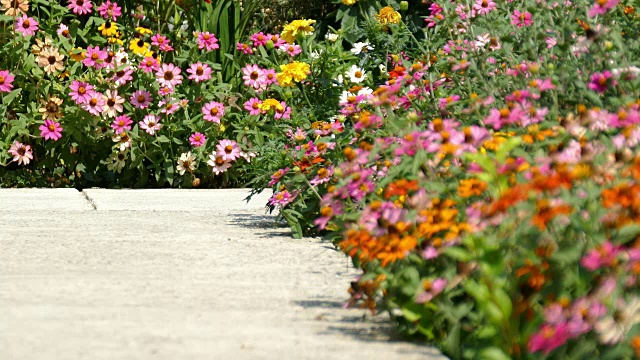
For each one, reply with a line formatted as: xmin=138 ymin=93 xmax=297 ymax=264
xmin=384 ymin=179 xmax=419 ymax=199
xmin=458 ymin=178 xmax=487 ymax=198
xmin=531 ymin=199 xmax=572 ymax=230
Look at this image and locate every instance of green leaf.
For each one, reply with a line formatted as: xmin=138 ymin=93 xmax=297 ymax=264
xmin=616 ymin=224 xmax=640 ymax=244
xmin=477 ymin=347 xmax=511 ymax=360
xmin=443 ymin=246 xmax=471 ymax=262
xmin=157 ymin=135 xmax=171 ymax=143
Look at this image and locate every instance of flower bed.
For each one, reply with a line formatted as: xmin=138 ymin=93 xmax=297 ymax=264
xmin=3 ymin=0 xmax=640 ymax=358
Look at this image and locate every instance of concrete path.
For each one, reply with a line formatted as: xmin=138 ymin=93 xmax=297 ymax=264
xmin=0 ymin=189 xmax=444 ymax=360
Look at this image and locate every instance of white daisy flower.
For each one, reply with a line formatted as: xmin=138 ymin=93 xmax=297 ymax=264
xmin=176 ymin=152 xmax=196 ymax=175
xmin=350 ymin=42 xmax=374 ymax=55
xmin=345 ymin=65 xmax=366 ymax=83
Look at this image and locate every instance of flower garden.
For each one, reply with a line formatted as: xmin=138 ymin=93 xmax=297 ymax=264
xmin=2 ymin=0 xmax=640 ymax=358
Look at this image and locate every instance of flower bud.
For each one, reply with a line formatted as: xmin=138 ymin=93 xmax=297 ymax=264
xmin=284 ymin=91 xmax=293 ymax=99
xmin=604 ymin=41 xmax=613 ymax=50
xmin=266 ymin=40 xmax=275 ymax=50
xmin=400 ymin=1 xmax=409 ymax=11
xmin=293 ymin=166 xmax=301 ymax=172
xmin=192 ymin=178 xmax=201 ymax=187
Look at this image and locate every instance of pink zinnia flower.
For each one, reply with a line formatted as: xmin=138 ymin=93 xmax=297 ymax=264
xmin=197 ymin=32 xmax=220 ymax=51
xmin=588 ymin=0 xmax=619 ymax=17
xmin=280 ymin=43 xmax=302 ymax=57
xmin=0 ymin=70 xmax=15 ymax=93
xmin=472 ymin=0 xmax=496 ymax=15
xmin=139 ymin=114 xmax=162 ymax=136
xmin=236 ymin=42 xmax=254 ymax=55
xmin=130 ymin=90 xmax=152 ymax=109
xmin=97 ymin=0 xmax=121 ymax=20
xmin=81 ymin=90 xmax=105 ymax=116
xmin=263 ymin=68 xmax=278 ymax=85
xmin=159 ymin=99 xmax=180 ymax=115
xmin=250 ymin=32 xmax=268 ymax=47
xmin=268 ymin=167 xmax=290 ymax=186
xmin=158 ymin=86 xmax=173 ymax=96
xmin=415 ymin=278 xmax=447 ymax=304
xmin=186 ymin=62 xmax=212 ymax=83
xmin=581 ymin=241 xmax=621 ymax=271
xmin=438 ymin=94 xmax=461 ymax=109
xmin=268 ymin=190 xmax=296 ymax=206
xmin=111 ymin=66 xmax=134 ymax=86
xmin=139 ymin=56 xmax=160 ymax=73
xmin=588 ymin=70 xmax=616 ymax=94
xmin=83 ymin=46 xmax=108 ymax=68
xmin=266 ymin=33 xmax=286 ymax=48
xmin=189 ymin=132 xmax=206 ymax=147
xmin=207 ymin=153 xmax=231 ymax=175
xmin=528 ymin=323 xmax=571 ymax=355
xmin=15 ymin=15 xmax=38 ymax=36
xmin=7 ymin=141 xmax=33 ymax=165
xmin=156 ymin=63 xmax=182 ymax=88
xmin=274 ymin=101 xmax=292 ymax=120
xmin=151 ymin=34 xmax=173 ymax=52
xmin=39 ymin=120 xmax=64 ymax=141
xmin=111 ymin=114 xmax=132 ymax=134
xmin=546 ymin=37 xmax=557 ymax=48
xmin=243 ymin=97 xmax=262 ymax=115
xmin=202 ymin=101 xmax=225 ymax=123
xmin=68 ymin=0 xmax=93 ymax=15
xmin=57 ymin=24 xmax=70 ymax=37
xmin=511 ymin=10 xmax=532 ymax=27
xmin=69 ymin=81 xmax=94 ymax=104
xmin=242 ymin=64 xmax=266 ymax=90
xmin=216 ymin=139 xmax=240 ymax=161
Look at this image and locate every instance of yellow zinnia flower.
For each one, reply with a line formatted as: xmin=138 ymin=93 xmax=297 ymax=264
xmin=376 ymin=6 xmax=401 ymax=26
xmin=280 ymin=19 xmax=316 ymax=43
xmin=98 ymin=21 xmax=118 ymax=37
xmin=259 ymin=99 xmax=284 ymax=113
xmin=342 ymin=0 xmax=357 ymax=5
xmin=276 ymin=61 xmax=310 ymax=87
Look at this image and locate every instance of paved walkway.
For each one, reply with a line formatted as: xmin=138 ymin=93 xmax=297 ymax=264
xmin=0 ymin=189 xmax=443 ymax=360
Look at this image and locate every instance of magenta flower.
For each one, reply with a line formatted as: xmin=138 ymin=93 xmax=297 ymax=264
xmin=80 ymin=90 xmax=105 ymax=116
xmin=159 ymin=100 xmax=180 ymax=115
xmin=139 ymin=114 xmax=162 ymax=136
xmin=7 ymin=141 xmax=33 ymax=165
xmin=242 ymin=64 xmax=266 ymax=90
xmin=243 ymin=98 xmax=262 ymax=115
xmin=472 ymin=0 xmax=496 ymax=16
xmin=438 ymin=94 xmax=461 ymax=110
xmin=581 ymin=241 xmax=621 ymax=271
xmin=15 ymin=15 xmax=38 ymax=36
xmin=111 ymin=115 xmax=132 ymax=134
xmin=97 ymin=0 xmax=121 ymax=20
xmin=197 ymin=32 xmax=220 ymax=51
xmin=268 ymin=167 xmax=290 ymax=187
xmin=236 ymin=42 xmax=254 ymax=55
xmin=0 ymin=70 xmax=15 ymax=93
xmin=68 ymin=0 xmax=93 ymax=15
xmin=83 ymin=46 xmax=107 ymax=68
xmin=69 ymin=81 xmax=94 ymax=104
xmin=280 ymin=43 xmax=302 ymax=57
xmin=216 ymin=139 xmax=240 ymax=161
xmin=588 ymin=70 xmax=617 ymax=94
xmin=151 ymin=34 xmax=173 ymax=52
xmin=528 ymin=323 xmax=571 ymax=355
xmin=186 ymin=62 xmax=212 ymax=83
xmin=202 ymin=101 xmax=225 ymax=123
xmin=266 ymin=33 xmax=286 ymax=48
xmin=511 ymin=10 xmax=532 ymax=27
xmin=415 ymin=278 xmax=447 ymax=304
xmin=268 ymin=190 xmax=296 ymax=206
xmin=139 ymin=56 xmax=160 ymax=73
xmin=274 ymin=101 xmax=292 ymax=120
xmin=263 ymin=68 xmax=278 ymax=85
xmin=130 ymin=90 xmax=152 ymax=109
xmin=189 ymin=132 xmax=206 ymax=147
xmin=588 ymin=0 xmax=619 ymax=17
xmin=250 ymin=32 xmax=268 ymax=47
xmin=111 ymin=66 xmax=134 ymax=86
xmin=310 ymin=166 xmax=334 ymax=186
xmin=39 ymin=120 xmax=64 ymax=141
xmin=155 ymin=63 xmax=182 ymax=88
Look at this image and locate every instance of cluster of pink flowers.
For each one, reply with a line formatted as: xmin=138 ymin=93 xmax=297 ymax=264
xmin=241 ymin=64 xmax=278 ymax=92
